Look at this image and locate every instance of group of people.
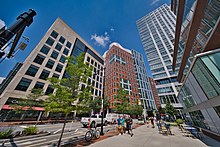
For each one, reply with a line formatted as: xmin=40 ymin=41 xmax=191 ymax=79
xmin=116 ymin=115 xmax=133 ymax=137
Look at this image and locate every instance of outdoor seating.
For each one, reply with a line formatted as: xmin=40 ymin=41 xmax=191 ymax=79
xmin=196 ymin=128 xmax=205 ymax=140
xmin=180 ymin=125 xmax=194 ymax=137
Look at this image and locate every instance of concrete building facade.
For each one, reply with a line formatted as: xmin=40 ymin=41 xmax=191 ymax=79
xmin=149 ymin=77 xmax=161 ymax=110
xmin=0 ymin=18 xmax=104 ymax=120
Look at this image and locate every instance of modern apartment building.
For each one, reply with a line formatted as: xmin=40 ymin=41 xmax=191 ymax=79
xmin=149 ymin=78 xmax=161 ymax=109
xmin=172 ymin=0 xmax=220 ymax=136
xmin=103 ymin=43 xmax=141 ymax=111
xmin=131 ymin=49 xmax=156 ymax=111
xmin=0 ymin=18 xmax=104 ymax=121
xmin=136 ymin=4 xmax=183 ymax=114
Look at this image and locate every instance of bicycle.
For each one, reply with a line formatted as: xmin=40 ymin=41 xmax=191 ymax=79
xmin=84 ymin=128 xmax=101 ymax=142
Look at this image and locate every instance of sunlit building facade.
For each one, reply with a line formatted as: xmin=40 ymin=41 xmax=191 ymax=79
xmin=0 ymin=18 xmax=104 ymax=121
xmin=103 ymin=43 xmax=141 ymax=110
xmin=136 ymin=4 xmax=183 ymax=114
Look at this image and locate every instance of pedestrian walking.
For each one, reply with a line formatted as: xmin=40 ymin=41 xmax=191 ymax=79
xmin=150 ymin=117 xmax=155 ymax=128
xmin=116 ymin=115 xmax=123 ymax=135
xmin=146 ymin=116 xmax=149 ymax=128
xmin=126 ymin=115 xmax=133 ymax=137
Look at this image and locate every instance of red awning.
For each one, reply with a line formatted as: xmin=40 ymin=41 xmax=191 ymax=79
xmin=2 ymin=105 xmax=45 ymax=111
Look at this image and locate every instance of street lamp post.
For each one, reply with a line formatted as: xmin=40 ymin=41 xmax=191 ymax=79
xmin=100 ymin=97 xmax=104 ymax=135
xmin=100 ymin=67 xmax=105 ymax=135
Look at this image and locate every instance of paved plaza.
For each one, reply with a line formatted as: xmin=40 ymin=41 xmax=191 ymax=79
xmin=89 ymin=124 xmax=220 ymax=147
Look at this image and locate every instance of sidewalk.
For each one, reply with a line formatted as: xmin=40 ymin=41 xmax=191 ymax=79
xmin=88 ymin=124 xmax=220 ymax=147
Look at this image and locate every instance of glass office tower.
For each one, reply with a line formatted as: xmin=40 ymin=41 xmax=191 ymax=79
xmin=131 ymin=49 xmax=156 ymax=111
xmin=172 ymin=0 xmax=220 ymax=136
xmin=136 ymin=4 xmax=183 ymax=114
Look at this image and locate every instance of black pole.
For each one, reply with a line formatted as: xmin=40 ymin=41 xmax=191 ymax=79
xmin=100 ymin=67 xmax=105 ymax=135
xmin=57 ymin=114 xmax=67 ymax=147
xmin=0 ymin=9 xmax=36 ymax=49
xmin=100 ymin=98 xmax=104 ymax=135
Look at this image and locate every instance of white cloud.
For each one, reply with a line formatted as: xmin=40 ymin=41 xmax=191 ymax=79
xmin=0 ymin=19 xmax=6 ymax=29
xmin=151 ymin=0 xmax=160 ymax=5
xmin=91 ymin=33 xmax=110 ymax=48
xmin=110 ymin=27 xmax=114 ymax=32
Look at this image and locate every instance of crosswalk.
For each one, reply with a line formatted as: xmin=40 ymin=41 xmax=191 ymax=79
xmin=2 ymin=125 xmax=114 ymax=147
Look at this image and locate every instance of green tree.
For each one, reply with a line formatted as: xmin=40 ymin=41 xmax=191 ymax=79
xmin=114 ymin=87 xmax=130 ymax=114
xmin=165 ymin=102 xmax=177 ymax=121
xmin=10 ymin=88 xmax=44 ymax=123
xmin=44 ymin=53 xmax=93 ymax=147
xmin=88 ymin=96 xmax=110 ymax=115
xmin=89 ymin=97 xmax=102 ymax=114
xmin=158 ymin=106 xmax=165 ymax=114
xmin=129 ymin=105 xmax=143 ymax=116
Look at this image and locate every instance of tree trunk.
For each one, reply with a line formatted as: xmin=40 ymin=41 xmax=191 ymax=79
xmin=57 ymin=114 xmax=67 ymax=147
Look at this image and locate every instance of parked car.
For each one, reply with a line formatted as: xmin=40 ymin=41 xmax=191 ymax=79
xmin=81 ymin=114 xmax=107 ymax=128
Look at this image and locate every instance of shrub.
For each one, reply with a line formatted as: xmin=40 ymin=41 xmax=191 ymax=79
xmin=176 ymin=119 xmax=183 ymax=125
xmin=169 ymin=123 xmax=178 ymax=126
xmin=0 ymin=127 xmax=14 ymax=139
xmin=23 ymin=126 xmax=38 ymax=135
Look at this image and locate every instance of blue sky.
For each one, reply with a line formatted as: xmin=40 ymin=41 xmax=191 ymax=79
xmin=0 ymin=0 xmax=170 ymax=78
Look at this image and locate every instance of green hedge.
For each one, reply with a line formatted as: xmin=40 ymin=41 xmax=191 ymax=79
xmin=0 ymin=128 xmax=13 ymax=139
xmin=23 ymin=126 xmax=38 ymax=135
xmin=176 ymin=119 xmax=184 ymax=125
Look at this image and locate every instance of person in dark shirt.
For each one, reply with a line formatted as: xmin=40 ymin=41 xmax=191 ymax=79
xmin=125 ymin=115 xmax=133 ymax=137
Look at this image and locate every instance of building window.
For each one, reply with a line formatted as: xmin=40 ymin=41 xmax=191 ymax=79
xmin=40 ymin=45 xmax=50 ymax=55
xmin=45 ymin=59 xmax=55 ymax=69
xmin=53 ymin=73 xmax=59 ymax=78
xmin=55 ymin=43 xmax=62 ymax=51
xmin=45 ymin=85 xmax=54 ymax=95
xmin=87 ymin=56 xmax=90 ymax=62
xmin=214 ymin=105 xmax=220 ymax=118
xmin=46 ymin=37 xmax=54 ymax=46
xmin=63 ymin=48 xmax=69 ymax=56
xmin=59 ymin=36 xmax=65 ymax=44
xmin=39 ymin=70 xmax=50 ymax=80
xmin=33 ymin=54 xmax=45 ymax=65
xmin=95 ymin=89 xmax=98 ymax=96
xmin=25 ymin=65 xmax=39 ymax=77
xmin=55 ymin=64 xmax=63 ymax=73
xmin=50 ymin=30 xmax=58 ymax=39
xmin=59 ymin=55 xmax=66 ymax=63
xmin=15 ymin=78 xmax=32 ymax=91
xmin=51 ymin=51 xmax=59 ymax=59
xmin=34 ymin=81 xmax=45 ymax=89
xmin=66 ymin=41 xmax=72 ymax=48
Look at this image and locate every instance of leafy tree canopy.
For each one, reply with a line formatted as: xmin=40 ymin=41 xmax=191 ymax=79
xmin=44 ymin=53 xmax=93 ymax=115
